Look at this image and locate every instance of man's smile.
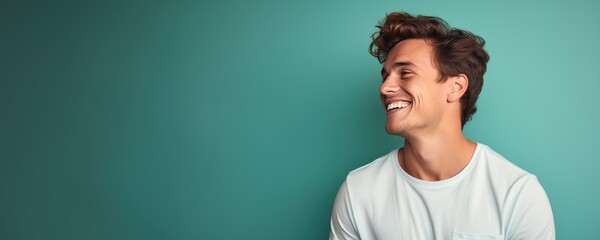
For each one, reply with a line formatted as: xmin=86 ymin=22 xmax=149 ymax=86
xmin=386 ymin=100 xmax=412 ymax=112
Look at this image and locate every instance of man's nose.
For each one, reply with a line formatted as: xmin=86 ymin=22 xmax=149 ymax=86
xmin=380 ymin=77 xmax=400 ymax=95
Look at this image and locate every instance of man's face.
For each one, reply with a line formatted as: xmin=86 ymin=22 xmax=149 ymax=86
xmin=380 ymin=39 xmax=450 ymax=137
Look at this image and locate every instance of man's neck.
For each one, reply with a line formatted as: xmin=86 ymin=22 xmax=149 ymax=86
xmin=399 ymin=129 xmax=477 ymax=181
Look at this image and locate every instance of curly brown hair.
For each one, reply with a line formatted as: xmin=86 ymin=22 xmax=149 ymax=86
xmin=369 ymin=12 xmax=490 ymax=127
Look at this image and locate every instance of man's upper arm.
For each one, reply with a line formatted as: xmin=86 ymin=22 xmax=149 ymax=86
xmin=506 ymin=176 xmax=555 ymax=240
xmin=330 ymin=179 xmax=360 ymax=240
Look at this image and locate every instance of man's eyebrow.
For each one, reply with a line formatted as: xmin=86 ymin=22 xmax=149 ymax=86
xmin=381 ymin=61 xmax=417 ymax=77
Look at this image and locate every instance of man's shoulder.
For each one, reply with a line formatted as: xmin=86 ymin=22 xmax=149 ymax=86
xmin=478 ymin=144 xmax=531 ymax=174
xmin=345 ymin=149 xmax=398 ymax=189
xmin=476 ymin=144 xmax=554 ymax=238
xmin=476 ymin=143 xmax=539 ymax=189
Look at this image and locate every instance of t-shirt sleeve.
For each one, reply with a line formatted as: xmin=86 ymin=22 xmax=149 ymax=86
xmin=506 ymin=175 xmax=555 ymax=240
xmin=330 ymin=179 xmax=360 ymax=240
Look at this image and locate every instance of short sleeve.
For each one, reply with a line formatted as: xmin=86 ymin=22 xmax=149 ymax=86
xmin=330 ymin=179 xmax=360 ymax=240
xmin=506 ymin=176 xmax=555 ymax=240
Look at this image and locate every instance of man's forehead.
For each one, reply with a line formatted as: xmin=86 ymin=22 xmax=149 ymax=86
xmin=384 ymin=39 xmax=435 ymax=69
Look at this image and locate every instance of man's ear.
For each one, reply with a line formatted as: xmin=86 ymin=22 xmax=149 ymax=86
xmin=447 ymin=74 xmax=468 ymax=102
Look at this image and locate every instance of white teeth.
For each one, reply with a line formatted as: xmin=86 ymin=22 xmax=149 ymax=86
xmin=387 ymin=101 xmax=411 ymax=111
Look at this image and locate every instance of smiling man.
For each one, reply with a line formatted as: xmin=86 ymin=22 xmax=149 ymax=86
xmin=329 ymin=12 xmax=555 ymax=240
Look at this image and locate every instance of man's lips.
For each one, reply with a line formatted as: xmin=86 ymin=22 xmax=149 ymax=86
xmin=386 ymin=100 xmax=412 ymax=112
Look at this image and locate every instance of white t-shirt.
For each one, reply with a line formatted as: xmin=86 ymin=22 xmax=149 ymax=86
xmin=330 ymin=143 xmax=554 ymax=240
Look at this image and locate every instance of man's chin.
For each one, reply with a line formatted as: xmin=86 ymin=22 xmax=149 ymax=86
xmin=385 ymin=125 xmax=407 ymax=137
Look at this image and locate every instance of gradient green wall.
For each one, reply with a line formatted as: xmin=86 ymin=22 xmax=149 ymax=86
xmin=2 ymin=0 xmax=599 ymax=239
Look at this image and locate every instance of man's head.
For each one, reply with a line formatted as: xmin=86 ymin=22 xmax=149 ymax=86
xmin=370 ymin=12 xmax=489 ymax=135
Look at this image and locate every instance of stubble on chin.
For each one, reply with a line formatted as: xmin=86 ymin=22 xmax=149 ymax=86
xmin=385 ymin=123 xmax=407 ymax=138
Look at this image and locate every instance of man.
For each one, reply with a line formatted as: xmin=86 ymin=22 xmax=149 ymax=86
xmin=330 ymin=12 xmax=555 ymax=240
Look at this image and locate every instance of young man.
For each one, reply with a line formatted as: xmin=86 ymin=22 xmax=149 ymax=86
xmin=330 ymin=12 xmax=555 ymax=240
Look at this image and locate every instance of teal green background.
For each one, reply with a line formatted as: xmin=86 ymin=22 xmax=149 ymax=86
xmin=2 ymin=0 xmax=599 ymax=239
